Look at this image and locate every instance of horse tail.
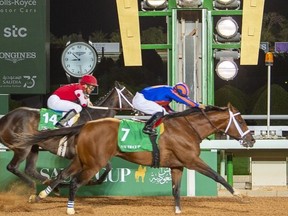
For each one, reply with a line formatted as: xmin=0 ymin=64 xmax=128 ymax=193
xmin=14 ymin=124 xmax=84 ymax=149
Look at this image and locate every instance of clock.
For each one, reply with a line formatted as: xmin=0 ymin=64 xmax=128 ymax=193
xmin=61 ymin=41 xmax=98 ymax=82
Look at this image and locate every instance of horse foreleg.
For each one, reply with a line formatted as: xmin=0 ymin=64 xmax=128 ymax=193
xmin=86 ymin=162 xmax=112 ymax=185
xmin=25 ymin=145 xmax=62 ymax=196
xmin=67 ymin=167 xmax=101 ymax=215
xmin=190 ymin=157 xmax=235 ymax=195
xmin=6 ymin=150 xmax=37 ymax=194
xmin=29 ymin=157 xmax=82 ymax=203
xmin=171 ymin=167 xmax=183 ymax=214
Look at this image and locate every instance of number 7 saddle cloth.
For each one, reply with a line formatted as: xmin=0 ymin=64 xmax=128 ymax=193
xmin=117 ymin=119 xmax=164 ymax=152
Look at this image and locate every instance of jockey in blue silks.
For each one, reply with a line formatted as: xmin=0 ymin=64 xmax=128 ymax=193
xmin=132 ymin=82 xmax=206 ymax=135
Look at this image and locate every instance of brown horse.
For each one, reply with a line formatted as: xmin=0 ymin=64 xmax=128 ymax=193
xmin=0 ymin=81 xmax=134 ymax=194
xmin=19 ymin=103 xmax=255 ymax=214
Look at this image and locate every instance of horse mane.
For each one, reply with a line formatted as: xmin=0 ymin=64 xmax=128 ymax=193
xmin=93 ymin=87 xmax=115 ymax=106
xmin=93 ymin=81 xmax=125 ymax=106
xmin=165 ymin=105 xmax=228 ymax=119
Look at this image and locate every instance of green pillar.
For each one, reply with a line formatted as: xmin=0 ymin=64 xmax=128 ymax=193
xmin=0 ymin=95 xmax=9 ymax=115
xmin=226 ymin=154 xmax=234 ymax=186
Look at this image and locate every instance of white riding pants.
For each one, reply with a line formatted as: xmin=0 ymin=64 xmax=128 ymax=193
xmin=47 ymin=95 xmax=82 ymax=113
xmin=132 ymin=92 xmax=168 ymax=115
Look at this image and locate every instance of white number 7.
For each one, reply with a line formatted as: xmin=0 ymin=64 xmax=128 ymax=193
xmin=121 ymin=128 xmax=130 ymax=141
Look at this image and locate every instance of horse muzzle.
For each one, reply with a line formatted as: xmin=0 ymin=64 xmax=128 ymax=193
xmin=240 ymin=134 xmax=256 ymax=148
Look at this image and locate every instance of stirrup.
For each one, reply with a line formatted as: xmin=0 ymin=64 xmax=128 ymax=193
xmin=55 ymin=122 xmax=65 ymax=128
xmin=143 ymin=127 xmax=157 ymax=136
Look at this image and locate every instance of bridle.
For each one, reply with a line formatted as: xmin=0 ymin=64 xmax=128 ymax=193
xmin=115 ymin=86 xmax=134 ymax=110
xmin=224 ymin=109 xmax=250 ymax=139
xmin=201 ymin=108 xmax=251 ymax=144
xmin=88 ymin=86 xmax=134 ymax=111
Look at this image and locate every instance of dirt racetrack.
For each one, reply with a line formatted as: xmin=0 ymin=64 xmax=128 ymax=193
xmin=1 ymin=186 xmax=288 ymax=216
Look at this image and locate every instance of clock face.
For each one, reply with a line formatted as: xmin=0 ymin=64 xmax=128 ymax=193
xmin=61 ymin=42 xmax=98 ymax=78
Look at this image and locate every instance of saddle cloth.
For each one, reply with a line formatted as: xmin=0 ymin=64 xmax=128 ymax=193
xmin=117 ymin=119 xmax=164 ymax=152
xmin=38 ymin=108 xmax=79 ymax=130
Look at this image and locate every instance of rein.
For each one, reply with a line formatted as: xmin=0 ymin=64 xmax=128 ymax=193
xmin=183 ymin=116 xmax=203 ymax=140
xmin=201 ymin=108 xmax=250 ymax=141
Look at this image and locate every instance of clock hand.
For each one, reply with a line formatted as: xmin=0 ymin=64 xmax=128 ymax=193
xmin=72 ymin=53 xmax=80 ymax=61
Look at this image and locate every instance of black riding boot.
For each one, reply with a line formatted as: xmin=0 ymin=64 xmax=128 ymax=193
xmin=143 ymin=112 xmax=164 ymax=136
xmin=55 ymin=109 xmax=77 ymax=128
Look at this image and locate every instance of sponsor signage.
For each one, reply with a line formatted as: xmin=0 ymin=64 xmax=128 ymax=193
xmin=275 ymin=42 xmax=288 ymax=53
xmin=0 ymin=0 xmax=49 ymax=94
xmin=260 ymin=42 xmax=269 ymax=53
xmin=0 ymin=151 xmax=217 ymax=196
xmin=92 ymin=42 xmax=120 ymax=54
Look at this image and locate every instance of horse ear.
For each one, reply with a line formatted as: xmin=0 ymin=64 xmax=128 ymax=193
xmin=114 ymin=81 xmax=120 ymax=88
xmin=227 ymin=102 xmax=232 ymax=108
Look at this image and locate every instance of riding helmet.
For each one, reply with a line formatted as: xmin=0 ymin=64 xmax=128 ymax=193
xmin=80 ymin=75 xmax=98 ymax=86
xmin=173 ymin=82 xmax=190 ymax=97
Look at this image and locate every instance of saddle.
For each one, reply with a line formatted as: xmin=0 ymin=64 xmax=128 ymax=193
xmin=38 ymin=108 xmax=79 ymax=130
xmin=117 ymin=119 xmax=164 ymax=167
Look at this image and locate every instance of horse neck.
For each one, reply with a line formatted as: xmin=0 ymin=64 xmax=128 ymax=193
xmin=185 ymin=111 xmax=229 ymax=140
xmin=80 ymin=89 xmax=118 ymax=121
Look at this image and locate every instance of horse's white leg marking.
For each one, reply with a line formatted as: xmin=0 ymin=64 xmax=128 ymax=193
xmin=175 ymin=206 xmax=182 ymax=214
xmin=233 ymin=188 xmax=243 ymax=198
xmin=67 ymin=200 xmax=75 ymax=215
xmin=38 ymin=186 xmax=52 ymax=199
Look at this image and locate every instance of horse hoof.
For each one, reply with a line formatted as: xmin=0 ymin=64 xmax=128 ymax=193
xmin=233 ymin=189 xmax=243 ymax=198
xmin=175 ymin=206 xmax=181 ymax=214
xmin=67 ymin=208 xmax=75 ymax=215
xmin=29 ymin=195 xmax=37 ymax=203
xmin=38 ymin=190 xmax=48 ymax=199
xmin=29 ymin=195 xmax=41 ymax=203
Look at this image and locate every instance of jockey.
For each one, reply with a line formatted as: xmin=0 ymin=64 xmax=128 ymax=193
xmin=132 ymin=82 xmax=206 ymax=135
xmin=47 ymin=74 xmax=98 ymax=128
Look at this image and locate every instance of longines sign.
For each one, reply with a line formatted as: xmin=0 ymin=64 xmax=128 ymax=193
xmin=0 ymin=0 xmax=49 ymax=94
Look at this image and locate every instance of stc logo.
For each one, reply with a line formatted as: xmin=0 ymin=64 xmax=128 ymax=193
xmin=3 ymin=25 xmax=28 ymax=38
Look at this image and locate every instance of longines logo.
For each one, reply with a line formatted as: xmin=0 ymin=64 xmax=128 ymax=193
xmin=0 ymin=51 xmax=36 ymax=63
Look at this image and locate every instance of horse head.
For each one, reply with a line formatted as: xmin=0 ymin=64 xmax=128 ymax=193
xmin=224 ymin=103 xmax=255 ymax=148
xmin=113 ymin=81 xmax=134 ymax=110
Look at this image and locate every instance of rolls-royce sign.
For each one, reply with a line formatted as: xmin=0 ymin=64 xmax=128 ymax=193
xmin=0 ymin=0 xmax=49 ymax=94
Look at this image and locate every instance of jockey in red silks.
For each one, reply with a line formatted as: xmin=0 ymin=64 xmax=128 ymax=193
xmin=132 ymin=82 xmax=206 ymax=135
xmin=47 ymin=74 xmax=98 ymax=128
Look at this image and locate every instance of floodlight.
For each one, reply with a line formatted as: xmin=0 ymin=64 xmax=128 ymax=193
xmin=177 ymin=0 xmax=202 ymax=8
xmin=216 ymin=59 xmax=238 ymax=81
xmin=214 ymin=50 xmax=240 ymax=81
xmin=213 ymin=0 xmax=240 ymax=10
xmin=215 ymin=17 xmax=240 ymax=43
xmin=141 ymin=0 xmax=168 ymax=11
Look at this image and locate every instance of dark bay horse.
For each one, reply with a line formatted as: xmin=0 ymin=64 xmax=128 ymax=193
xmin=0 ymin=81 xmax=134 ymax=194
xmin=18 ymin=103 xmax=255 ymax=214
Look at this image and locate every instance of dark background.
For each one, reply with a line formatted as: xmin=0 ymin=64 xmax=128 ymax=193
xmin=50 ymin=0 xmax=288 ymax=38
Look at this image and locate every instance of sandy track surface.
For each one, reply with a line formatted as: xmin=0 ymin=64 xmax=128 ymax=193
xmin=1 ymin=187 xmax=288 ymax=216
